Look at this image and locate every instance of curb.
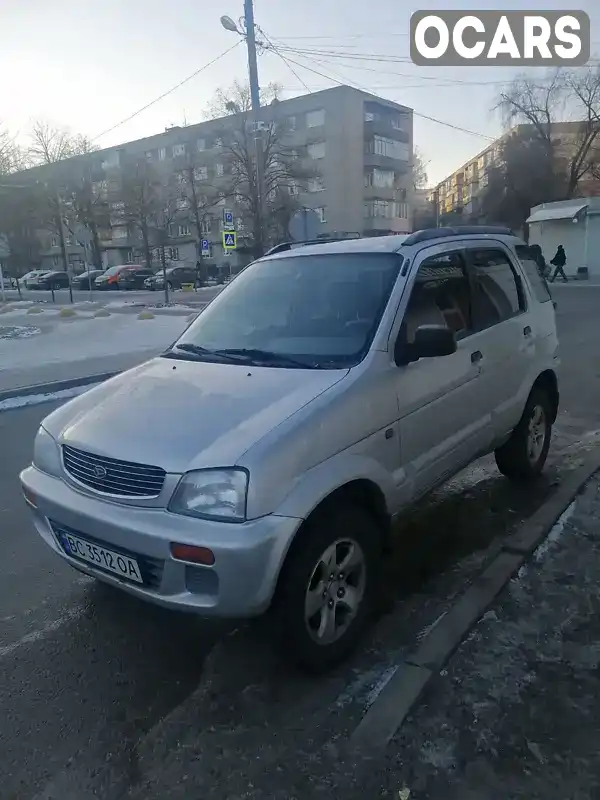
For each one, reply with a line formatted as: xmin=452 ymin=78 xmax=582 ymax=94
xmin=349 ymin=449 xmax=600 ymax=752
xmin=0 ymin=371 xmax=117 ymax=403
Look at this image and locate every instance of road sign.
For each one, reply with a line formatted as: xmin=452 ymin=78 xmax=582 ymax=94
xmin=223 ymin=209 xmax=234 ymax=229
xmin=201 ymin=238 xmax=210 ymax=253
xmin=289 ymin=208 xmax=321 ymax=242
xmin=222 ymin=231 xmax=237 ymax=249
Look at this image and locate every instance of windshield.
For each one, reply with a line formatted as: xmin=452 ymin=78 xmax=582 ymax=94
xmin=171 ymin=252 xmax=402 ymax=368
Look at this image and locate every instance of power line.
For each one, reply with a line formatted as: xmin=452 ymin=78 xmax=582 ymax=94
xmin=258 ymin=29 xmax=312 ymax=92
xmin=92 ymin=41 xmax=242 ymax=142
xmin=272 ymin=48 xmax=495 ymax=140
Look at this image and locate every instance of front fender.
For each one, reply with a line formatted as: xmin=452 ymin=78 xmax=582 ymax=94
xmin=272 ymin=452 xmax=396 ymax=521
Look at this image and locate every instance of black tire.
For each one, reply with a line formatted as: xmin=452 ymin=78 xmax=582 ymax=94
xmin=274 ymin=504 xmax=381 ymax=673
xmin=495 ymin=386 xmax=552 ymax=482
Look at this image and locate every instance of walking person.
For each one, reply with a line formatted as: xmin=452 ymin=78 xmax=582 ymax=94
xmin=549 ymin=244 xmax=568 ymax=283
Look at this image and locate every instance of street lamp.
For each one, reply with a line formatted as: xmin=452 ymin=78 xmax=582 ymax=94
xmin=220 ymin=1 xmax=265 ymax=256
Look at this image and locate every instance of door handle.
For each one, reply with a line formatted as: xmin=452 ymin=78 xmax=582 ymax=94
xmin=471 ymin=350 xmax=483 ymax=364
xmin=523 ymin=326 xmax=532 ymax=336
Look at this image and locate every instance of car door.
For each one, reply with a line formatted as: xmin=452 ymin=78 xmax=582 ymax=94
xmin=395 ymin=248 xmax=491 ymax=496
xmin=463 ymin=245 xmax=536 ymax=440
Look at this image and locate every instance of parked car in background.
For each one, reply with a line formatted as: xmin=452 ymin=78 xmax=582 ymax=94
xmin=34 ymin=271 xmax=71 ymax=290
xmin=23 ymin=270 xmax=50 ymax=289
xmin=94 ymin=265 xmax=137 ymax=290
xmin=145 ymin=265 xmax=198 ymax=291
xmin=117 ymin=267 xmax=155 ymax=290
xmin=73 ymin=269 xmax=105 ymax=290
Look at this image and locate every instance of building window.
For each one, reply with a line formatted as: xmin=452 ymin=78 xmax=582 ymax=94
xmin=194 ymin=166 xmax=208 ymax=181
xmin=178 ymin=224 xmax=191 ymax=236
xmin=306 ymin=109 xmax=325 ymax=128
xmin=214 ymin=137 xmax=224 ymax=148
xmin=201 ymin=218 xmax=211 ymax=235
xmin=308 ymin=177 xmax=325 ymax=192
xmin=287 ymin=115 xmax=297 ymax=131
xmin=288 ymin=182 xmax=299 ymax=196
xmin=365 ymin=168 xmax=395 ymax=189
xmin=390 ymin=116 xmax=405 ymax=131
xmin=158 ymin=147 xmax=167 ymax=161
xmin=364 ymin=111 xmax=375 ymax=122
xmin=314 ymin=206 xmax=326 ymax=223
xmin=168 ymin=247 xmax=180 ymax=261
xmin=52 ymin=255 xmax=59 ymax=267
xmin=125 ymin=250 xmax=134 ymax=264
xmin=368 ymin=136 xmax=409 ymax=161
xmin=395 ymin=201 xmax=408 ymax=219
xmin=101 ymin=152 xmax=120 ymax=170
xmin=145 ymin=151 xmax=153 ymax=161
xmin=51 ymin=236 xmax=58 ymax=248
xmin=235 ymin=217 xmax=245 ymax=232
xmin=197 ymin=138 xmax=206 ymax=152
xmin=176 ymin=198 xmax=188 ymax=210
xmin=113 ymin=226 xmax=128 ymax=239
xmin=168 ymin=224 xmax=175 ymax=237
xmin=172 ymin=144 xmax=186 ymax=157
xmin=307 ymin=141 xmax=326 ymax=160
xmin=215 ymin=162 xmax=224 ymax=177
xmin=364 ymin=200 xmax=391 ymax=218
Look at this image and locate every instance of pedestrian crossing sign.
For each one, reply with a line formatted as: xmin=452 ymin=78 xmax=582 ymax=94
xmin=222 ymin=231 xmax=237 ymax=249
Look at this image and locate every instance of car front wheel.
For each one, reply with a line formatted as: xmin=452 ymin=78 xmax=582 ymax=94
xmin=274 ymin=504 xmax=380 ymax=672
xmin=495 ymin=386 xmax=553 ymax=481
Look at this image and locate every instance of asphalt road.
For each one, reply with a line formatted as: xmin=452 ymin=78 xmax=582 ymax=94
xmin=1 ymin=284 xmax=599 ymax=800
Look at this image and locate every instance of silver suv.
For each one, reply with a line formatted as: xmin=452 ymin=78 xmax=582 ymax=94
xmin=21 ymin=226 xmax=559 ymax=671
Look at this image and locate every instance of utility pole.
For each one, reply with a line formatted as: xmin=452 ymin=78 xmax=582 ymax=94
xmin=243 ymin=0 xmax=265 ymax=258
xmin=55 ymin=189 xmax=73 ymax=303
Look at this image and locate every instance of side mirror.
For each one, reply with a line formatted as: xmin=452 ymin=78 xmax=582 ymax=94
xmin=395 ymin=324 xmax=457 ymax=365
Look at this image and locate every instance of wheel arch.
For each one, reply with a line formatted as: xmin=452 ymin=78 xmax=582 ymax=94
xmin=532 ymin=369 xmax=559 ymax=424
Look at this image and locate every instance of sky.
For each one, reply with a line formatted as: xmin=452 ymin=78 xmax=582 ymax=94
xmin=2 ymin=0 xmax=599 ymax=186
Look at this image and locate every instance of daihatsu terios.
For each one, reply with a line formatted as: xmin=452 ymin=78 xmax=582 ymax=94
xmin=21 ymin=227 xmax=559 ymax=671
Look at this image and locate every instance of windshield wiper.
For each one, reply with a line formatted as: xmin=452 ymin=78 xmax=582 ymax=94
xmin=213 ymin=348 xmax=323 ymax=369
xmin=166 ymin=343 xmax=247 ymax=364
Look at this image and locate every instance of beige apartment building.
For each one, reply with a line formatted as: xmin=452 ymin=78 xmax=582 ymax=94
xmin=8 ymin=85 xmax=414 ymax=273
xmin=428 ymin=122 xmax=600 ymax=225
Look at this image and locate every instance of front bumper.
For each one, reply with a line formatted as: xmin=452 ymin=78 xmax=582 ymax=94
xmin=20 ymin=466 xmax=301 ymax=618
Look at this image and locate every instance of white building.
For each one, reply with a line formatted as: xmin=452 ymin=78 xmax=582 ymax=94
xmin=527 ymin=198 xmax=599 ymax=278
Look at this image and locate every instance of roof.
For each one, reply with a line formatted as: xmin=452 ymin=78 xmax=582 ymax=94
xmin=527 ymin=203 xmax=588 ymax=224
xmin=262 ymin=235 xmax=410 ymax=259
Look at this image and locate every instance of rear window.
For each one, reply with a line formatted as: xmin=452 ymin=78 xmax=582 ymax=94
xmin=515 ymin=245 xmax=552 ymax=303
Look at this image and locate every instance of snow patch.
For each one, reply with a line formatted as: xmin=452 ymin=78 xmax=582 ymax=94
xmin=533 ymin=501 xmax=576 ymax=562
xmin=0 ymin=382 xmax=101 ymax=412
xmin=365 ymin=665 xmax=399 ymax=708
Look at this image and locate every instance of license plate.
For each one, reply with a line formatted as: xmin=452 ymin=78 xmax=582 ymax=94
xmin=59 ymin=533 xmax=143 ymax=584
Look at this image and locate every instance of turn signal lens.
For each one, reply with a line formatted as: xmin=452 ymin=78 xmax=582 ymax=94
xmin=170 ymin=543 xmax=215 ymax=566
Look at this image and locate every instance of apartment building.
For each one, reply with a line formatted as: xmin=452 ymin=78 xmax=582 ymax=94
xmin=6 ymin=85 xmax=413 ymax=273
xmin=428 ymin=121 xmax=600 ymax=224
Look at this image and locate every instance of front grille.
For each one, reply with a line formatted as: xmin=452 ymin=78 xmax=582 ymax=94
xmin=50 ymin=520 xmax=164 ymax=588
xmin=62 ymin=445 xmax=166 ymax=497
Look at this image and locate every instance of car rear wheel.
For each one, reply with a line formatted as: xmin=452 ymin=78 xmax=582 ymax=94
xmin=494 ymin=386 xmax=552 ymax=482
xmin=274 ymin=504 xmax=380 ymax=672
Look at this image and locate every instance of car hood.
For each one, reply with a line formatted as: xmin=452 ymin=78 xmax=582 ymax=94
xmin=44 ymin=357 xmax=349 ymax=473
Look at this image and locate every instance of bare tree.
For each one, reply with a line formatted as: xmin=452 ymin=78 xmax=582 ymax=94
xmin=28 ymin=119 xmax=96 ymax=165
xmin=411 ymin=147 xmax=428 ymax=192
xmin=67 ymin=167 xmax=109 ymax=269
xmin=119 ymin=158 xmax=163 ymax=269
xmin=206 ymin=81 xmax=316 ymax=256
xmin=0 ymin=124 xmax=23 ymax=175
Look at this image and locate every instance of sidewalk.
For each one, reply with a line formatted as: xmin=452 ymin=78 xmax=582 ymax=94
xmin=352 ymin=472 xmax=600 ymax=799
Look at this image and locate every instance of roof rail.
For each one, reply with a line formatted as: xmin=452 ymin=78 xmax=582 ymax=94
xmin=264 ymin=233 xmax=362 ymax=256
xmin=402 ymin=225 xmax=515 ymax=246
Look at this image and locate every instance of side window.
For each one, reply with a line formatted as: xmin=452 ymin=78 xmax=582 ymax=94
xmin=514 ymin=245 xmax=552 ymax=303
xmin=468 ymin=248 xmax=524 ymax=331
xmin=403 ymin=251 xmax=472 ymax=342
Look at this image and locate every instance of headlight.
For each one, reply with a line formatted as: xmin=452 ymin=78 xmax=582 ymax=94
xmin=33 ymin=426 xmax=61 ymax=477
xmin=169 ymin=468 xmax=248 ymax=522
